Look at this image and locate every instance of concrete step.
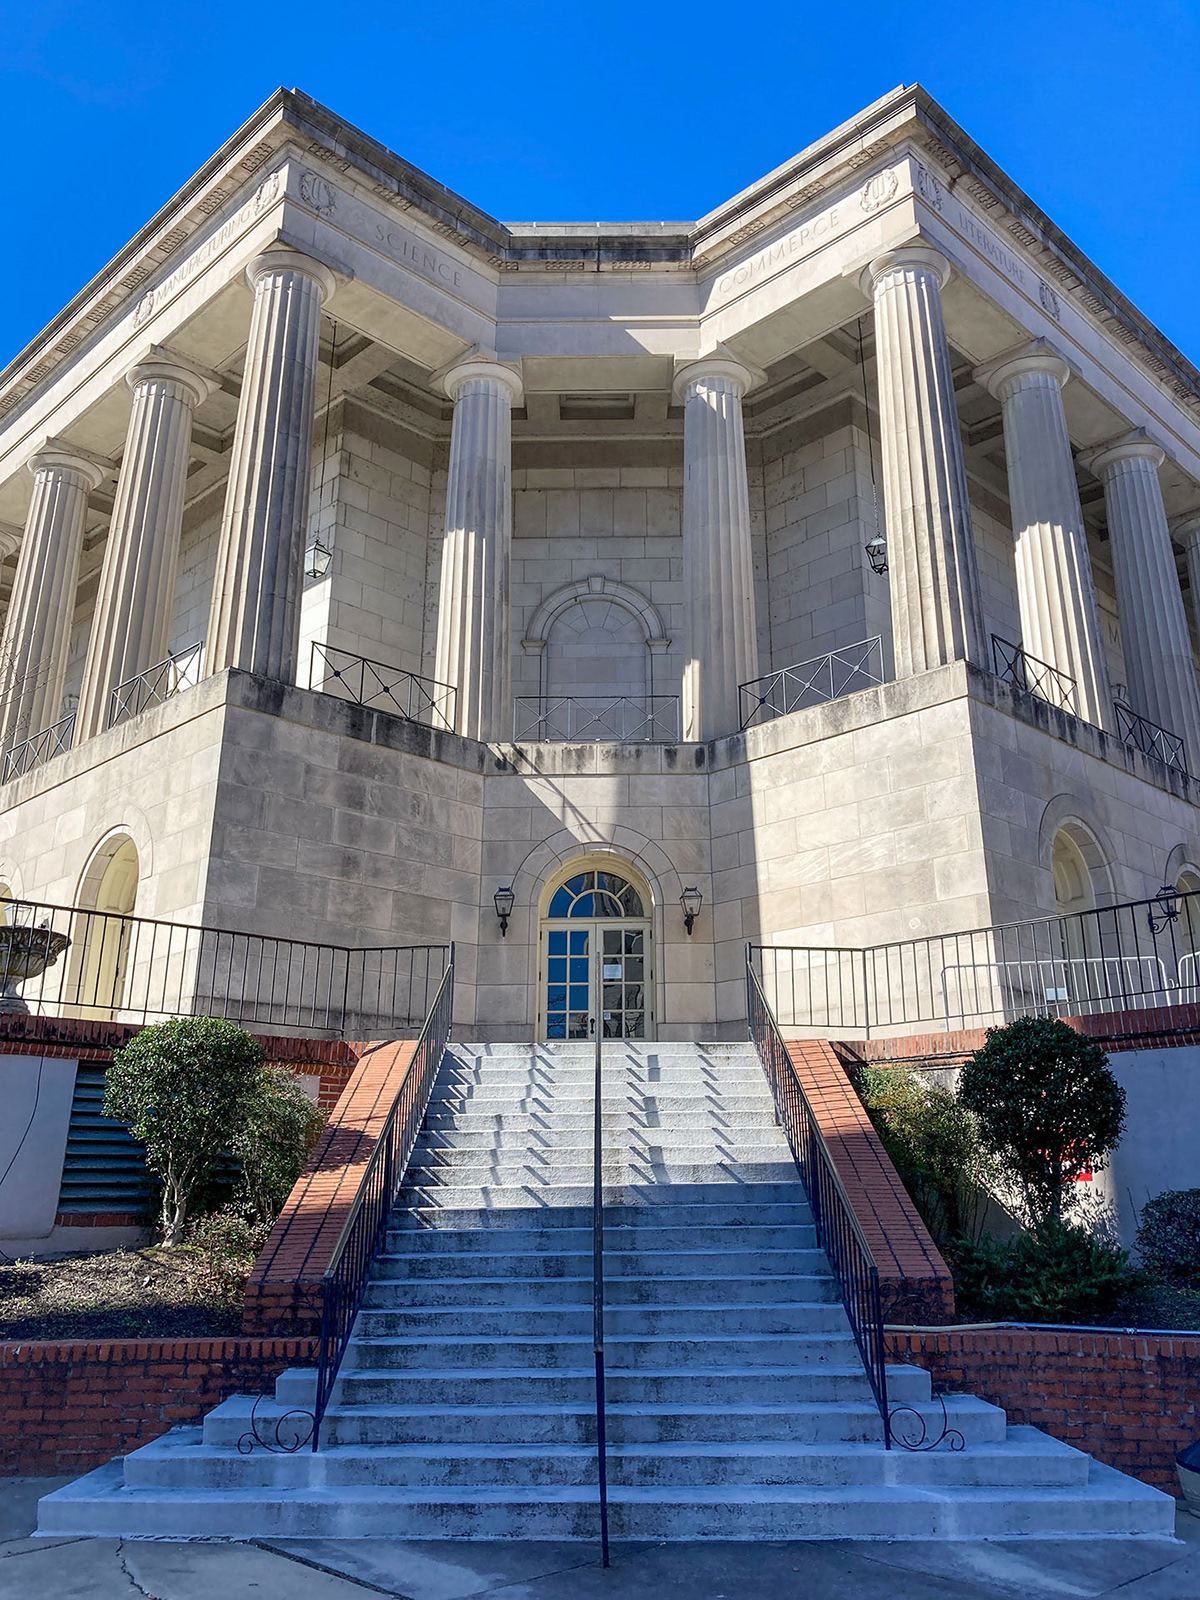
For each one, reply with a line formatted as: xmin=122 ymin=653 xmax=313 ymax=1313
xmin=347 ymin=1331 xmax=862 ymax=1371
xmin=391 ymin=1209 xmax=816 ymax=1239
xmin=421 ymin=1113 xmax=780 ymax=1133
xmin=373 ymin=1246 xmax=830 ymax=1278
xmin=362 ymin=1272 xmax=840 ymax=1306
xmin=329 ymin=1366 xmax=881 ymax=1406
xmin=38 ymin=1457 xmax=1175 ymax=1541
xmin=425 ymin=1093 xmax=779 ymax=1114
xmin=353 ymin=1302 xmax=853 ymax=1338
xmin=409 ymin=1137 xmax=793 ymax=1162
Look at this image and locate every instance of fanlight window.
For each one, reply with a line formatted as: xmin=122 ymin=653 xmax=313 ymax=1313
xmin=547 ymin=870 xmax=645 ymax=919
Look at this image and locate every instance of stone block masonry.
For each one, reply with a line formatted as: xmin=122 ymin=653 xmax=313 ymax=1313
xmin=886 ymin=1327 xmax=1200 ymax=1495
xmin=0 ymin=1337 xmax=315 ymax=1477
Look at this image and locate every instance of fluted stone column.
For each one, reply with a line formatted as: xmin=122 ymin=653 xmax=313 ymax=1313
xmin=864 ymin=248 xmax=985 ymax=677
xmin=0 ymin=444 xmax=104 ymax=751
xmin=1086 ymin=434 xmax=1200 ymax=762
xmin=1176 ymin=513 xmax=1200 ymax=649
xmin=433 ymin=359 xmax=523 ymax=742
xmin=978 ymin=344 xmax=1112 ymax=729
xmin=76 ymin=352 xmax=217 ymax=739
xmin=206 ymin=249 xmax=336 ymax=683
xmin=674 ymin=355 xmax=758 ymax=740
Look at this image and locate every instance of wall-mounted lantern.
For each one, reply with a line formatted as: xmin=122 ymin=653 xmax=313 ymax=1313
xmin=680 ymin=886 xmax=703 ymax=936
xmin=304 ymin=537 xmax=333 ymax=580
xmin=494 ymin=886 xmax=515 ymax=937
xmin=865 ymin=534 xmax=888 ymax=576
xmin=1148 ymin=883 xmax=1180 ymax=936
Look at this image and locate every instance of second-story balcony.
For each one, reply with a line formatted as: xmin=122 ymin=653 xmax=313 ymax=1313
xmin=514 ymin=696 xmax=681 ymax=744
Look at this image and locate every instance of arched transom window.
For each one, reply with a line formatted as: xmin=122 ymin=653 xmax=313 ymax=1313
xmin=547 ymin=870 xmax=645 ymax=919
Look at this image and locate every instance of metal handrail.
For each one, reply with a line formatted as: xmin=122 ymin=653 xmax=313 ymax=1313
xmin=313 ymin=950 xmax=455 ymax=1447
xmin=591 ymin=944 xmax=610 ymax=1564
xmin=310 ymin=642 xmax=456 ymax=728
xmin=746 ymin=953 xmax=890 ymax=1445
xmin=1113 ymin=700 xmax=1188 ymax=775
xmin=108 ymin=641 xmax=205 ymax=729
xmin=739 ymin=637 xmax=884 ymax=730
xmin=2 ymin=711 xmax=76 ymax=783
xmin=991 ymin=634 xmax=1078 ymax=715
xmin=0 ymin=893 xmax=447 ymax=1039
xmin=514 ymin=696 xmax=681 ymax=744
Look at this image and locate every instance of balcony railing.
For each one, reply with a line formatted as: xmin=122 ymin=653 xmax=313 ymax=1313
xmin=751 ymin=887 xmax=1200 ymax=1039
xmin=310 ymin=643 xmax=456 ymax=728
xmin=514 ymin=696 xmax=681 ymax=743
xmin=1114 ymin=700 xmax=1188 ymax=775
xmin=739 ymin=637 xmax=884 ymax=730
xmin=109 ymin=641 xmax=205 ymax=729
xmin=2 ymin=712 xmax=76 ymax=784
xmin=0 ymin=894 xmax=449 ymax=1040
xmin=991 ymin=635 xmax=1078 ymax=715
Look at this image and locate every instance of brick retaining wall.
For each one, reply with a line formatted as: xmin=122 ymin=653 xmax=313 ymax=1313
xmin=0 ymin=1336 xmax=317 ymax=1477
xmin=886 ymin=1326 xmax=1200 ymax=1493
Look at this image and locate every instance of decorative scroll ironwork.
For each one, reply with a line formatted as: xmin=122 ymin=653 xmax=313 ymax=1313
xmin=1114 ymin=700 xmax=1188 ymax=775
xmin=313 ymin=951 xmax=455 ymax=1449
xmin=0 ymin=892 xmax=447 ymax=1039
xmin=889 ymin=1391 xmax=965 ymax=1453
xmin=750 ymin=885 xmax=1200 ymax=1038
xmin=2 ymin=712 xmax=76 ymax=783
xmin=991 ymin=635 xmax=1078 ymax=715
xmin=746 ymin=955 xmax=891 ymax=1448
xmin=739 ymin=637 xmax=884 ymax=730
xmin=311 ymin=642 xmax=456 ymax=728
xmin=108 ymin=641 xmax=205 ymax=729
xmin=236 ymin=1391 xmax=314 ymax=1454
xmin=514 ymin=696 xmax=681 ymax=744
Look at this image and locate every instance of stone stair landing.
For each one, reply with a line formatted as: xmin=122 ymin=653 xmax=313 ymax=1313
xmin=38 ymin=1042 xmax=1175 ymax=1541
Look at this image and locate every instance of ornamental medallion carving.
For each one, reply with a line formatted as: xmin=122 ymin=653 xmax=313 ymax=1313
xmin=134 ymin=292 xmax=154 ymax=326
xmin=859 ymin=170 xmax=899 ymax=213
xmin=1038 ymin=278 xmax=1061 ymax=321
xmin=253 ymin=169 xmax=282 ymax=215
xmin=300 ymin=172 xmax=337 ymax=217
xmin=913 ymin=164 xmax=944 ymax=213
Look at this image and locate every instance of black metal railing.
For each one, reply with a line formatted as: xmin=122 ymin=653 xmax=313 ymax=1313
xmin=1114 ymin=700 xmax=1188 ymax=775
xmin=751 ymin=887 xmax=1200 ymax=1038
xmin=313 ymin=950 xmax=454 ymax=1445
xmin=739 ymin=637 xmax=884 ymax=730
xmin=2 ymin=711 xmax=76 ymax=782
xmin=310 ymin=643 xmax=456 ymax=729
xmin=514 ymin=696 xmax=681 ymax=744
xmin=746 ymin=954 xmax=890 ymax=1444
xmin=591 ymin=943 xmax=610 ymax=1564
xmin=108 ymin=641 xmax=204 ymax=728
xmin=0 ymin=895 xmax=448 ymax=1040
xmin=991 ymin=635 xmax=1078 ymax=715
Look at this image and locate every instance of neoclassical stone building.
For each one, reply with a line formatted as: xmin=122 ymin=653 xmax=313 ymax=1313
xmin=1 ymin=83 xmax=1199 ymax=1039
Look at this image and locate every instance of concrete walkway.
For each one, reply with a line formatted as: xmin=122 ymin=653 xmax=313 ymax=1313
xmin=3 ymin=1476 xmax=1199 ymax=1599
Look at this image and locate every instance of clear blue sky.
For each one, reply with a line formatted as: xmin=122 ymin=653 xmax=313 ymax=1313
xmin=3 ymin=0 xmax=1199 ymax=369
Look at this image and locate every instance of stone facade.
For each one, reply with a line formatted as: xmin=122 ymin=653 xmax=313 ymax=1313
xmin=0 ymin=85 xmax=1198 ymax=1041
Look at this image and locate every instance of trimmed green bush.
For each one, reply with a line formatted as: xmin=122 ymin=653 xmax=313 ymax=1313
xmin=1135 ymin=1188 xmax=1200 ymax=1286
xmin=951 ymin=1220 xmax=1132 ymax=1323
xmin=104 ymin=1018 xmax=265 ymax=1243
xmin=853 ymin=1065 xmax=991 ymax=1243
xmin=232 ymin=1065 xmax=325 ymax=1225
xmin=958 ymin=1016 xmax=1125 ymax=1231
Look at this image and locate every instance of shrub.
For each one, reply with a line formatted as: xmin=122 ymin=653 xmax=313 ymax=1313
xmin=853 ymin=1065 xmax=991 ymax=1242
xmin=231 ymin=1066 xmax=325 ymax=1225
xmin=104 ymin=1018 xmax=264 ymax=1243
xmin=958 ymin=1016 xmax=1125 ymax=1231
xmin=187 ymin=1208 xmax=273 ymax=1303
xmin=1135 ymin=1188 xmax=1200 ymax=1286
xmin=951 ymin=1220 xmax=1132 ymax=1323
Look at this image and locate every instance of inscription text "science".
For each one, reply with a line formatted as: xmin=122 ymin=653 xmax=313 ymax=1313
xmin=714 ymin=206 xmax=842 ymax=296
xmin=375 ymin=225 xmax=465 ymax=290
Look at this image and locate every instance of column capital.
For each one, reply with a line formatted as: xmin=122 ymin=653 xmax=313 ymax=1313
xmin=0 ymin=524 xmax=21 ymax=561
xmin=245 ymin=248 xmax=338 ymax=305
xmin=438 ymin=355 xmax=523 ymax=407
xmin=671 ymin=352 xmax=759 ymax=405
xmin=861 ymin=244 xmax=951 ymax=298
xmin=26 ymin=438 xmax=106 ymax=490
xmin=125 ymin=346 xmax=220 ymax=409
xmin=974 ymin=339 xmax=1071 ymax=400
xmin=1171 ymin=510 xmax=1200 ymax=552
xmin=1081 ymin=429 xmax=1165 ymax=480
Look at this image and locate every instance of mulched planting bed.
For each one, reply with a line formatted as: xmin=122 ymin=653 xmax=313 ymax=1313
xmin=0 ymin=1247 xmax=249 ymax=1340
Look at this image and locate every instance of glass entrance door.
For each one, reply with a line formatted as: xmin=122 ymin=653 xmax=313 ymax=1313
xmin=540 ymin=868 xmax=652 ymax=1040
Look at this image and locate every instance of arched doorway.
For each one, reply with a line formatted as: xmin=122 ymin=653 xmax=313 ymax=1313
xmin=73 ymin=835 xmax=139 ymax=1017
xmin=538 ymin=860 xmax=653 ymax=1041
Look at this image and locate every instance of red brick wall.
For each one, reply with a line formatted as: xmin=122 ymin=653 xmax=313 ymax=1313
xmin=886 ymin=1327 xmax=1200 ymax=1493
xmin=243 ymin=1040 xmax=418 ymax=1335
xmin=783 ymin=1041 xmax=956 ymax=1323
xmin=0 ymin=1336 xmax=317 ymax=1477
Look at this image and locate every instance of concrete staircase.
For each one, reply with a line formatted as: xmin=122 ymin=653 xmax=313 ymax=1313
xmin=39 ymin=1041 xmax=1173 ymax=1540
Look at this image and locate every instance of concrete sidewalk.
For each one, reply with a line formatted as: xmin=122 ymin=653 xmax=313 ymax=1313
xmin=2 ymin=1476 xmax=1199 ymax=1599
